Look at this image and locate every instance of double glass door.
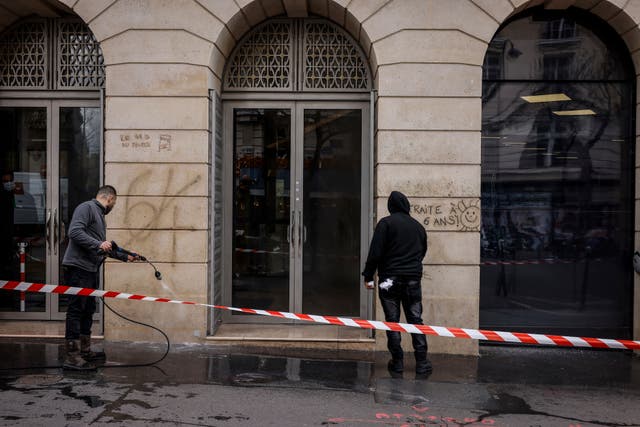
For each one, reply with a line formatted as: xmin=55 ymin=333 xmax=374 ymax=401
xmin=226 ymin=101 xmax=370 ymax=319
xmin=0 ymin=99 xmax=101 ymax=320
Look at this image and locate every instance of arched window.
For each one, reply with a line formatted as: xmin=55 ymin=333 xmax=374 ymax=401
xmin=224 ymin=19 xmax=371 ymax=92
xmin=480 ymin=8 xmax=635 ymax=338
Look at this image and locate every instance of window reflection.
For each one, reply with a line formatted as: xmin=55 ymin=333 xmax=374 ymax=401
xmin=483 ymin=12 xmax=631 ymax=81
xmin=58 ymin=107 xmax=101 ymax=312
xmin=232 ymin=109 xmax=291 ymax=312
xmin=0 ymin=108 xmax=47 ymax=312
xmin=480 ymin=9 xmax=634 ymax=338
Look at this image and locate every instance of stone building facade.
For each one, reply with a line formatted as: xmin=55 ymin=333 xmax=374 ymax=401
xmin=0 ymin=0 xmax=638 ymax=356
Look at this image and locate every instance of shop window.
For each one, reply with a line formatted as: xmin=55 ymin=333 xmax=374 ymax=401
xmin=480 ymin=8 xmax=635 ymax=338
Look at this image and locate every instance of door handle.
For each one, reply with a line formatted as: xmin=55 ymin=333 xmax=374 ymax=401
xmin=53 ymin=209 xmax=58 ymax=255
xmin=46 ymin=209 xmax=51 ymax=255
xmin=290 ymin=210 xmax=296 ymax=252
xmin=297 ymin=211 xmax=303 ymax=258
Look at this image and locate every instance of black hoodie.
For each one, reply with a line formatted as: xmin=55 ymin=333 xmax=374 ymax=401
xmin=362 ymin=191 xmax=427 ymax=282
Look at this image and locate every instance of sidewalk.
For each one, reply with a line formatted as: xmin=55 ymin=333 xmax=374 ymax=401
xmin=1 ymin=338 xmax=639 ymax=426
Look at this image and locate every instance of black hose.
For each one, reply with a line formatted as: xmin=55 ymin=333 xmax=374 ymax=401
xmin=100 ymin=298 xmax=170 ymax=368
xmin=0 ymin=297 xmax=171 ymax=372
xmin=1 ymin=254 xmax=169 ymax=372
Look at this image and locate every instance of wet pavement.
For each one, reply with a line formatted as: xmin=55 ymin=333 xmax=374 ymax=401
xmin=0 ymin=338 xmax=639 ymax=426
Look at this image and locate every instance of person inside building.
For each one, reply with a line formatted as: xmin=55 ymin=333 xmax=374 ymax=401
xmin=62 ymin=185 xmax=139 ymax=370
xmin=362 ymin=190 xmax=430 ymax=377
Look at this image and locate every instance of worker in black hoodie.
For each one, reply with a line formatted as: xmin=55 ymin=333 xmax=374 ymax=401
xmin=363 ymin=191 xmax=430 ymax=376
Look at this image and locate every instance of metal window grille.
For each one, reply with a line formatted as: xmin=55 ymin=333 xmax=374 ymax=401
xmin=224 ymin=19 xmax=371 ymax=92
xmin=56 ymin=19 xmax=105 ymax=89
xmin=303 ymin=21 xmax=368 ymax=90
xmin=0 ymin=18 xmax=104 ymax=90
xmin=225 ymin=21 xmax=293 ymax=90
xmin=0 ymin=20 xmax=47 ymax=89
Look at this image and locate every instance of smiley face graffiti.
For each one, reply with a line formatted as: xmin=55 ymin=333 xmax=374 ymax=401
xmin=453 ymin=200 xmax=481 ymax=231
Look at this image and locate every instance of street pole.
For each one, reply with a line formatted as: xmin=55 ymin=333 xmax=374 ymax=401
xmin=18 ymin=242 xmax=27 ymax=312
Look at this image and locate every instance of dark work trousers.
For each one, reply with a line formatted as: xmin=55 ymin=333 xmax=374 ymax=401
xmin=378 ymin=277 xmax=427 ymax=359
xmin=64 ymin=266 xmax=99 ymax=340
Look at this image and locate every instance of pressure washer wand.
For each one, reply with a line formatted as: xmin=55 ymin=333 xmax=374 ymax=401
xmin=109 ymin=241 xmax=162 ymax=281
xmin=111 ymin=241 xmax=145 ymax=261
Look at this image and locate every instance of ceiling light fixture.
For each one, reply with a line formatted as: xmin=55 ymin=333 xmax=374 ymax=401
xmin=552 ymin=109 xmax=596 ymax=116
xmin=521 ymin=93 xmax=571 ymax=103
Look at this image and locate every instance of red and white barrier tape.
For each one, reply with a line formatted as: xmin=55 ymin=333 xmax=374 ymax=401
xmin=1 ymin=279 xmax=639 ymax=351
xmin=18 ymin=243 xmax=26 ymax=312
xmin=235 ymin=248 xmax=284 ymax=255
xmin=481 ymin=258 xmax=601 ymax=266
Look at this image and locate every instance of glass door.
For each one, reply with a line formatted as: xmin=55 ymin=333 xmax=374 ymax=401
xmin=226 ymin=101 xmax=370 ymax=320
xmin=0 ymin=99 xmax=101 ymax=321
xmin=0 ymin=103 xmax=50 ymax=319
xmin=229 ymin=106 xmax=294 ymax=315
xmin=298 ymin=107 xmax=364 ymax=316
xmin=52 ymin=101 xmax=102 ymax=319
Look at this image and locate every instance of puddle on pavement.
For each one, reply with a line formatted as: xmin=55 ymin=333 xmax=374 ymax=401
xmin=1 ymin=338 xmax=639 ymax=395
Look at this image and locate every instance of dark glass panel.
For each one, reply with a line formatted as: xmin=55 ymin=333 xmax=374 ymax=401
xmin=58 ymin=107 xmax=101 ymax=312
xmin=480 ymin=81 xmax=634 ymax=337
xmin=483 ymin=9 xmax=633 ymax=81
xmin=232 ymin=109 xmax=291 ymax=312
xmin=0 ymin=108 xmax=47 ymax=312
xmin=302 ymin=109 xmax=361 ymax=316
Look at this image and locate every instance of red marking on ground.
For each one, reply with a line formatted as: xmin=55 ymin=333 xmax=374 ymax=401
xmin=330 ymin=412 xmax=496 ymax=426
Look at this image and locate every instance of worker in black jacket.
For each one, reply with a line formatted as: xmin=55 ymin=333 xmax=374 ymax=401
xmin=363 ymin=191 xmax=430 ymax=376
xmin=62 ymin=185 xmax=138 ymax=370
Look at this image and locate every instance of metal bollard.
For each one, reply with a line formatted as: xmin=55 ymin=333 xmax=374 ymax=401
xmin=18 ymin=242 xmax=27 ymax=312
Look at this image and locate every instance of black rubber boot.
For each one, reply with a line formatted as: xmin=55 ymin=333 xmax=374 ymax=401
xmin=415 ymin=352 xmax=432 ymax=377
xmin=387 ymin=358 xmax=404 ymax=377
xmin=80 ymin=335 xmax=106 ymax=362
xmin=63 ymin=340 xmax=96 ymax=371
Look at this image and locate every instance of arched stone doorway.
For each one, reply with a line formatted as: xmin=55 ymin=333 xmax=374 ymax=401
xmin=480 ymin=7 xmax=635 ymax=338
xmin=219 ymin=17 xmax=374 ymax=325
xmin=0 ymin=8 xmax=104 ymax=321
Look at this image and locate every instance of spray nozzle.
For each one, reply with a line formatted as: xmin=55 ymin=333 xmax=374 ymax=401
xmin=109 ymin=241 xmax=162 ymax=281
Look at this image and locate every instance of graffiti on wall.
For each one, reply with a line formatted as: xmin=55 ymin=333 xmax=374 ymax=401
xmin=410 ymin=199 xmax=480 ymax=232
xmin=119 ymin=132 xmax=173 ymax=151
